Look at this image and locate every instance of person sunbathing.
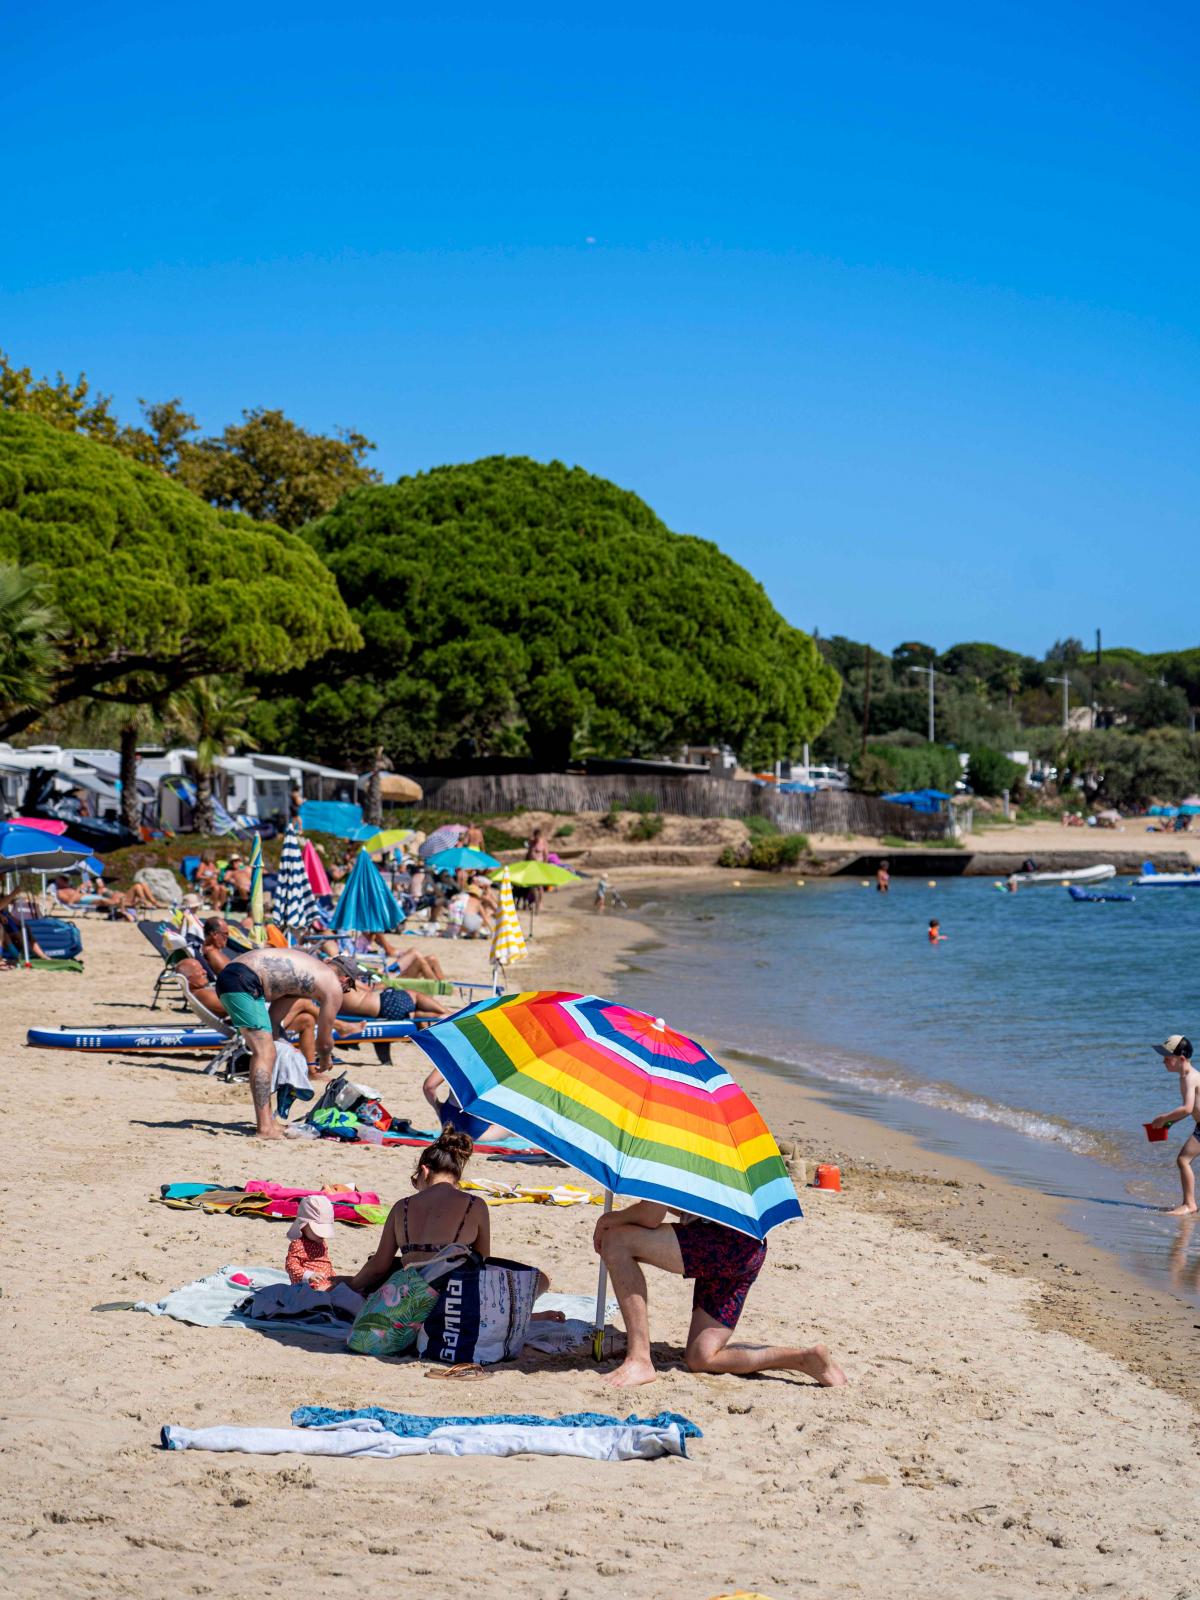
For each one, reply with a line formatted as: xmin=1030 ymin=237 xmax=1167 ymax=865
xmin=421 ymin=1067 xmax=508 ymax=1143
xmin=333 ymin=964 xmax=451 ymax=1028
xmin=194 ymin=853 xmax=228 ymax=910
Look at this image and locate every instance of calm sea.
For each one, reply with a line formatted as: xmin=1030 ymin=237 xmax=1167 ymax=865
xmin=612 ymin=874 xmax=1200 ymax=1303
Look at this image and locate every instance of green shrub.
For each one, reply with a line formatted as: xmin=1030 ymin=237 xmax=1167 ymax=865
xmin=626 ymin=791 xmax=659 ymax=814
xmin=553 ymin=823 xmax=575 ymax=839
xmin=599 ymin=805 xmax=622 ymax=832
xmin=717 ymin=845 xmax=744 ymax=868
xmin=851 ymin=740 xmax=960 ymax=795
xmin=743 ymin=813 xmax=780 ymax=839
xmin=746 ymin=834 xmax=808 ymax=870
xmin=629 ymin=812 xmax=664 ymax=842
xmin=967 ymin=746 xmax=1024 ymax=797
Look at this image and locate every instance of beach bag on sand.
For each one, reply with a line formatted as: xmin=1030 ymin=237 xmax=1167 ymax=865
xmin=416 ymin=1257 xmax=541 ymax=1367
xmin=348 ymin=1246 xmax=468 ymax=1358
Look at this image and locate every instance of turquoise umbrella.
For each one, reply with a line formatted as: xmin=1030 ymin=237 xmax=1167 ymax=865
xmin=330 ymin=849 xmax=406 ymax=933
xmin=426 ymin=846 xmax=501 ymax=872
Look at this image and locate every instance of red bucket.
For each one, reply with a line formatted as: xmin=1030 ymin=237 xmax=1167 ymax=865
xmin=1144 ymin=1122 xmax=1168 ymax=1143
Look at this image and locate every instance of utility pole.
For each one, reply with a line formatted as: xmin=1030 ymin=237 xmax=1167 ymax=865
xmin=1047 ymin=674 xmax=1070 ymax=731
xmin=861 ymin=645 xmax=873 ymax=754
xmin=908 ymin=664 xmax=936 ymax=742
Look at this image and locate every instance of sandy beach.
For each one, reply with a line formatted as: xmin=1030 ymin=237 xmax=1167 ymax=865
xmin=3 ymin=888 xmax=1198 ymax=1600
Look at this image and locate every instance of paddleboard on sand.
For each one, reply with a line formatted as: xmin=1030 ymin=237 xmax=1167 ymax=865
xmin=27 ymin=1018 xmax=424 ymax=1052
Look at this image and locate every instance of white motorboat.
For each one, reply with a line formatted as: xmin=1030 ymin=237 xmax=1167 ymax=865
xmin=1007 ymin=863 xmax=1117 ymax=886
xmin=1135 ymin=863 xmax=1200 ymax=888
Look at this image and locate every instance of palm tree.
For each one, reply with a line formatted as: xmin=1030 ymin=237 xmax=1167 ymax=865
xmin=0 ymin=564 xmax=61 ymax=725
xmin=170 ymin=678 xmax=258 ymax=835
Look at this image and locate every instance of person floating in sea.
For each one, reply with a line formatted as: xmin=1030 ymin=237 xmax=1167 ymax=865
xmin=928 ymin=919 xmax=947 ymax=944
xmin=876 ymin=860 xmax=890 ymax=893
xmin=1148 ymin=1034 xmax=1200 ymax=1215
xmin=593 ymin=1202 xmax=847 ymax=1390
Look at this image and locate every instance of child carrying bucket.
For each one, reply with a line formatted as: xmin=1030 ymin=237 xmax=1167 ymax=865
xmin=1147 ymin=1034 xmax=1200 ymax=1215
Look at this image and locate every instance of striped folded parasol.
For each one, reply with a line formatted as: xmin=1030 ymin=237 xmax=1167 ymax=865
xmin=489 ymin=866 xmax=528 ymax=969
xmin=274 ymin=823 xmax=320 ymax=932
xmin=248 ymin=833 xmax=264 ymax=945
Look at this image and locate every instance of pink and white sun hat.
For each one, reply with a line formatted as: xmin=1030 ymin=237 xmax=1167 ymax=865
xmin=286 ymin=1194 xmax=336 ymax=1240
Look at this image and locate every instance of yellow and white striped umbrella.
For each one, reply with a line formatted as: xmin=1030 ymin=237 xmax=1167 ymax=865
xmin=490 ymin=865 xmax=528 ymax=968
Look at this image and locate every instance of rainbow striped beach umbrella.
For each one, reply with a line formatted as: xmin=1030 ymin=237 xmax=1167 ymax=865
xmin=413 ymin=991 xmax=800 ymax=1241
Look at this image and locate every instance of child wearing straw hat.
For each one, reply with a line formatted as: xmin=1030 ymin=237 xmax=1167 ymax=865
xmin=285 ymin=1195 xmax=337 ymax=1290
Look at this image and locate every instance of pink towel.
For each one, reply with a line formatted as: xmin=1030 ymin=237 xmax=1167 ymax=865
xmin=245 ymin=1182 xmax=380 ymax=1205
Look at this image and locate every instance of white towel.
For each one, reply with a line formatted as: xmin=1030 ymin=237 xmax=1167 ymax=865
xmin=162 ymin=1417 xmax=686 ymax=1461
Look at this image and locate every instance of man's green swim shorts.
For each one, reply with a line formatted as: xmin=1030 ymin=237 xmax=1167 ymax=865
xmin=214 ymin=961 xmax=272 ymax=1033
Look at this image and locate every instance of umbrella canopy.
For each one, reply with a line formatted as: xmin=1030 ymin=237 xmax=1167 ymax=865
xmin=0 ymin=823 xmax=93 ymax=872
xmin=490 ymin=866 xmax=528 ymax=970
xmin=299 ymin=800 xmax=377 ymax=841
xmin=491 ymin=860 xmax=580 ymax=888
xmin=426 ymin=846 xmax=501 ymax=873
xmin=302 ymin=839 xmax=332 ymax=897
xmin=274 ymin=824 xmax=320 ymax=932
xmin=419 ymin=824 xmax=465 ymax=858
xmin=360 ymin=828 xmax=417 ymax=855
xmin=248 ymin=833 xmax=265 ymax=944
xmin=414 ymin=991 xmax=801 ymax=1241
xmin=9 ymin=816 xmax=67 ymax=834
xmin=330 ymin=849 xmax=406 ymax=933
xmin=377 ymin=774 xmax=424 ymax=803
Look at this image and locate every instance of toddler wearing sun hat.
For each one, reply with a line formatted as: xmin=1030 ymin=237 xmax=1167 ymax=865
xmin=284 ymin=1194 xmax=336 ymax=1291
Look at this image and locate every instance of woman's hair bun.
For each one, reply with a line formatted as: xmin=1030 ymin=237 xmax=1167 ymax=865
xmin=436 ymin=1127 xmax=474 ymax=1161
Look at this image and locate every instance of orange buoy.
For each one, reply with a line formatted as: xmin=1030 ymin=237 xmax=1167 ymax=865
xmin=813 ymin=1163 xmax=842 ymax=1192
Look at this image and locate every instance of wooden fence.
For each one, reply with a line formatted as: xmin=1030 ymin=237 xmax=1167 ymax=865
xmin=417 ymin=772 xmax=952 ymax=841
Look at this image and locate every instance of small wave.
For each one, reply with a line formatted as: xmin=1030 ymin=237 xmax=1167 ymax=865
xmin=721 ymin=1041 xmax=1116 ymax=1163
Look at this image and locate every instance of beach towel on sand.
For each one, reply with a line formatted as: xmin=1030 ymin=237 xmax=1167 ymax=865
xmin=161 ymin=1417 xmax=688 ymax=1461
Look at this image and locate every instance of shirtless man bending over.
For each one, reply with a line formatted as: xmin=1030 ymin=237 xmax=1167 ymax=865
xmin=214 ymin=949 xmax=361 ymax=1140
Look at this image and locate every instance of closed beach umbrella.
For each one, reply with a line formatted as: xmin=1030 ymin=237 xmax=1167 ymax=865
xmin=302 ymin=839 xmax=332 ymax=898
xmin=426 ymin=846 xmax=501 ymax=873
xmin=248 ymin=833 xmax=265 ymax=945
xmin=330 ymin=849 xmax=406 ymax=934
xmin=419 ymin=824 xmax=465 ymax=858
xmin=414 ymin=991 xmax=801 ymax=1349
xmin=489 ymin=866 xmax=528 ymax=973
xmin=274 ymin=823 xmax=319 ymax=935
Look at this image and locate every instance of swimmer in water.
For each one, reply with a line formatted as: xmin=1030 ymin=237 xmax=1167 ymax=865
xmin=928 ymin=919 xmax=946 ymax=944
xmin=1148 ymin=1034 xmax=1200 ymax=1215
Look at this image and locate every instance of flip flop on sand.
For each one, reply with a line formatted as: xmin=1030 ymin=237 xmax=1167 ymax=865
xmin=424 ymin=1363 xmax=492 ymax=1382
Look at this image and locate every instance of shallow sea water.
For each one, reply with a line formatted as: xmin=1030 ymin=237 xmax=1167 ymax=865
xmin=613 ymin=874 xmax=1200 ymax=1303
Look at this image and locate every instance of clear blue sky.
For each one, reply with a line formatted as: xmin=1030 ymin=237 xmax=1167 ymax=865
xmin=5 ymin=1 xmax=1198 ymax=656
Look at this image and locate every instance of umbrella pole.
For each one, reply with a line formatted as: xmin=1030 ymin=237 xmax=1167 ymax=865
xmin=591 ymin=1190 xmax=614 ymax=1361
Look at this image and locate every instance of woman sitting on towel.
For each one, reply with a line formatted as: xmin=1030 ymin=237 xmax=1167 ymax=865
xmin=343 ymin=1129 xmax=491 ymax=1293
xmin=341 ymin=1129 xmax=561 ymax=1316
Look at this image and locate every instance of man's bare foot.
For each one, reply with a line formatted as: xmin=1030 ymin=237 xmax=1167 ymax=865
xmin=800 ymin=1343 xmax=848 ymax=1387
xmin=601 ymin=1357 xmax=657 ymax=1388
xmin=255 ymin=1125 xmax=285 ymax=1140
xmin=1163 ymin=1203 xmax=1198 ymax=1215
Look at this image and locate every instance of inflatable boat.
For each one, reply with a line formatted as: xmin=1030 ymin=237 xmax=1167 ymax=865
xmin=1134 ymin=862 xmax=1200 ymax=888
xmin=1008 ymin=864 xmax=1116 ymax=886
xmin=26 ymin=1017 xmax=425 ymax=1052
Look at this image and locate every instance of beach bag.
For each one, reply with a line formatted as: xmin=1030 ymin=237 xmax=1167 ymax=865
xmin=347 ymin=1245 xmax=468 ymax=1358
xmin=416 ymin=1256 xmax=541 ymax=1367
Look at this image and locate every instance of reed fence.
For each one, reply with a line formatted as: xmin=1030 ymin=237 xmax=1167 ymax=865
xmin=417 ymin=772 xmax=952 ymax=841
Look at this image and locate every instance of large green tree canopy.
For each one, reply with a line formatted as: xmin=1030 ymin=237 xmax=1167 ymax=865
xmin=262 ymin=456 xmax=839 ymax=768
xmin=0 ymin=413 xmax=360 ymax=737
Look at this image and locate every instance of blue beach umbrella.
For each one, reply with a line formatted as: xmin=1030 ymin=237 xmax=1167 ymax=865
xmin=425 ymin=846 xmax=501 ymax=873
xmin=330 ymin=849 xmax=406 ymax=934
xmin=0 ymin=823 xmax=92 ymax=871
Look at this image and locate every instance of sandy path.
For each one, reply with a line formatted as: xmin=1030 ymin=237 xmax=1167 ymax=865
xmin=0 ymin=909 xmax=1195 ymax=1599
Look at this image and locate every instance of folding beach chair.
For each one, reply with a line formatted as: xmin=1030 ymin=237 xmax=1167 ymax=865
xmin=140 ymin=920 xmax=192 ymax=1012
